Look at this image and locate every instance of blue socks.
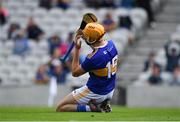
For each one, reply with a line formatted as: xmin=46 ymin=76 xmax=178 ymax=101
xmin=77 ymin=105 xmax=91 ymax=112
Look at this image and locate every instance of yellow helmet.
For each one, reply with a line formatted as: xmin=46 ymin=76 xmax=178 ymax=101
xmin=83 ymin=22 xmax=105 ymax=45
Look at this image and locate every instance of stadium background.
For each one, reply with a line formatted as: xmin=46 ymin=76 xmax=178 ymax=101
xmin=0 ymin=0 xmax=180 ymax=110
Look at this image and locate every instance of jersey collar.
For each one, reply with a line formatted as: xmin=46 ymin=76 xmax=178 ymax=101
xmin=94 ymin=41 xmax=108 ymax=49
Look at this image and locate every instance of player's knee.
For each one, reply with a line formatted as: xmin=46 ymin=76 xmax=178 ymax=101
xmin=56 ymin=105 xmax=63 ymax=112
xmin=56 ymin=105 xmax=66 ymax=112
xmin=56 ymin=103 xmax=63 ymax=112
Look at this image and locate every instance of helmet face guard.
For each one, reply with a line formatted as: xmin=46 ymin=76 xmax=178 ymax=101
xmin=83 ymin=33 xmax=105 ymax=45
xmin=82 ymin=23 xmax=105 ymax=45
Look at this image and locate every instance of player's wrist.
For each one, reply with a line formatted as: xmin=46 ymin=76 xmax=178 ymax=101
xmin=74 ymin=48 xmax=81 ymax=54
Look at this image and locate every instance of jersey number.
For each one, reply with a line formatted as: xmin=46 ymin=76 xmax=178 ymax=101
xmin=106 ymin=55 xmax=118 ymax=78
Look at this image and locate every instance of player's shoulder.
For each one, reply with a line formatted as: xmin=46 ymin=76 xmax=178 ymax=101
xmin=86 ymin=40 xmax=115 ymax=59
xmin=108 ymin=39 xmax=114 ymax=45
xmin=108 ymin=39 xmax=118 ymax=51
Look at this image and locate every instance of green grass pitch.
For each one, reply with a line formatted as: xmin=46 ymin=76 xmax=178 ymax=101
xmin=0 ymin=106 xmax=180 ymax=121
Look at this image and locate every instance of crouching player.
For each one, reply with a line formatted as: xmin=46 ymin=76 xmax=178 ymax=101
xmin=56 ymin=22 xmax=118 ymax=112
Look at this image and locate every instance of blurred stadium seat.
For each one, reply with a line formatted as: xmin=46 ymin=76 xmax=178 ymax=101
xmin=1 ymin=0 xmax=177 ymax=88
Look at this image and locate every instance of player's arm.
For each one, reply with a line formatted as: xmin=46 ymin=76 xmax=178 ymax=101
xmin=71 ymin=35 xmax=86 ymax=77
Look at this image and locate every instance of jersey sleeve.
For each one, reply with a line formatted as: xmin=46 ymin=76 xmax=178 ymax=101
xmin=81 ymin=57 xmax=94 ymax=72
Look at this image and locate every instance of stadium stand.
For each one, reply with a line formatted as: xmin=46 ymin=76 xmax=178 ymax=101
xmin=2 ymin=0 xmax=179 ymax=89
xmin=129 ymin=0 xmax=180 ymax=86
xmin=0 ymin=0 xmax=152 ymax=86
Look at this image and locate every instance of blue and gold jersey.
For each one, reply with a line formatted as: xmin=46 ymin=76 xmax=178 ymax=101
xmin=81 ymin=40 xmax=118 ymax=95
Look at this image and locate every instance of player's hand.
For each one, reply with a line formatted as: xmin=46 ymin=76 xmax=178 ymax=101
xmin=76 ymin=29 xmax=83 ymax=36
xmin=74 ymin=35 xmax=82 ymax=50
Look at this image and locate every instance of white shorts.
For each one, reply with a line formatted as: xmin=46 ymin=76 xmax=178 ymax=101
xmin=72 ymin=85 xmax=114 ymax=105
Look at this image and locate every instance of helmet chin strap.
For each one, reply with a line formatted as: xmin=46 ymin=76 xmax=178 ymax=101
xmin=84 ymin=32 xmax=105 ymax=46
xmin=85 ymin=37 xmax=97 ymax=45
xmin=85 ymin=39 xmax=96 ymax=45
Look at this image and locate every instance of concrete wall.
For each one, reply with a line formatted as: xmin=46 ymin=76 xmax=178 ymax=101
xmin=0 ymin=85 xmax=71 ymax=106
xmin=1 ymin=85 xmax=180 ymax=107
xmin=127 ymin=86 xmax=180 ymax=107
